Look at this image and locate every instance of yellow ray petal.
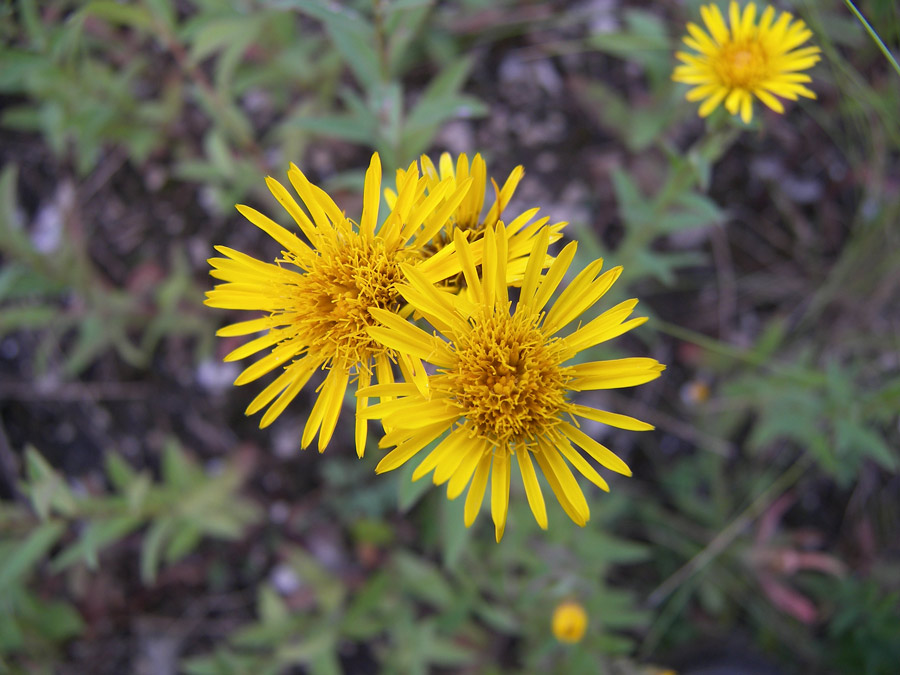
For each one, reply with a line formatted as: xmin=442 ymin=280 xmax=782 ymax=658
xmin=544 ymin=263 xmax=624 ymax=336
xmin=412 ymin=426 xmax=467 ymax=481
xmin=464 ymin=452 xmax=492 ymax=527
xmin=516 ymin=447 xmax=547 ymax=529
xmin=484 ymin=166 xmax=524 ymax=229
xmin=534 ymin=446 xmax=589 ymax=526
xmin=532 ymin=240 xmax=577 ymax=314
xmin=224 ymin=330 xmax=284 ymax=362
xmin=437 ymin=435 xmax=483 ymax=487
xmin=234 ymin=341 xmax=305 ymax=386
xmin=257 ymin=360 xmax=319 ymax=428
xmin=235 ymin=204 xmax=313 ymax=258
xmin=571 ymin=404 xmax=654 ymax=431
xmin=569 ymin=358 xmax=666 ymax=390
xmin=556 ymin=437 xmax=610 ymax=492
xmin=246 ymin=357 xmax=317 ymax=417
xmin=375 ymin=420 xmax=449 ymax=474
xmin=482 ymin=224 xmax=498 ymax=309
xmin=299 ymin=364 xmax=341 ymax=448
xmin=700 ymin=4 xmax=729 ymax=45
xmin=491 ymin=451 xmax=511 ymax=541
xmin=216 ymin=316 xmax=274 ymax=338
xmin=262 ymin=178 xmax=318 ymax=244
xmin=493 ymin=223 xmax=509 ymax=306
xmin=452 ymin=228 xmax=482 ymax=304
xmin=316 ymin=366 xmax=350 ymax=452
xmin=355 ymin=366 xmax=371 ymax=458
xmin=360 ymin=153 xmax=382 ymax=240
xmin=518 ymin=225 xmax=550 ymax=307
xmin=559 ymin=422 xmax=631 ymax=476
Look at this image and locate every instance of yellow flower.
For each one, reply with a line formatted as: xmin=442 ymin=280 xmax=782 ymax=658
xmin=673 ymin=2 xmax=821 ymax=123
xmin=552 ymin=600 xmax=588 ymax=644
xmin=359 ymin=225 xmax=665 ymax=541
xmin=205 ymin=153 xmax=472 ymax=457
xmin=385 ymin=153 xmax=566 ymax=291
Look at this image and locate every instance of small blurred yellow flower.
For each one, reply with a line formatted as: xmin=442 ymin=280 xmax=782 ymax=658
xmin=673 ymin=2 xmax=821 ymax=123
xmin=205 ymin=153 xmax=472 ymax=456
xmin=680 ymin=379 xmax=711 ymax=405
xmin=552 ymin=600 xmax=588 ymax=644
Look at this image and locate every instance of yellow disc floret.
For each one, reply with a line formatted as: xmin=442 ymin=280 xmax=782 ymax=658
xmin=442 ymin=308 xmax=570 ymax=446
xmin=285 ymin=227 xmax=408 ymax=366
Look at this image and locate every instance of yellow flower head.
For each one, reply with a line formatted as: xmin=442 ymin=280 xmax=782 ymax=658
xmin=673 ymin=2 xmax=821 ymax=123
xmin=359 ymin=225 xmax=665 ymax=541
xmin=386 ymin=153 xmax=566 ymax=291
xmin=205 ymin=153 xmax=472 ymax=457
xmin=552 ymin=600 xmax=588 ymax=644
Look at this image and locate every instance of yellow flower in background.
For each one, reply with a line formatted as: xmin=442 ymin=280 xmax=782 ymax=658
xmin=385 ymin=153 xmax=566 ymax=291
xmin=552 ymin=600 xmax=588 ymax=644
xmin=673 ymin=2 xmax=821 ymax=123
xmin=205 ymin=153 xmax=473 ymax=457
xmin=360 ymin=225 xmax=665 ymax=541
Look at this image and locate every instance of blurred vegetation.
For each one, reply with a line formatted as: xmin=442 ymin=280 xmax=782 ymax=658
xmin=0 ymin=1 xmax=898 ymax=674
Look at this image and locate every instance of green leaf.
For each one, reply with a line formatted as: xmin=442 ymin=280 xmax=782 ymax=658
xmin=404 ymin=56 xmax=478 ymax=130
xmin=80 ymin=1 xmax=155 ymax=31
xmin=26 ymin=594 xmax=86 ymax=641
xmin=145 ymin=0 xmax=177 ymax=31
xmin=189 ymin=17 xmax=261 ymax=64
xmin=105 ymin=452 xmax=138 ymax=491
xmin=291 ymin=1 xmax=381 ymax=88
xmin=162 ymin=438 xmax=201 ymax=489
xmin=836 ymin=420 xmax=897 ymax=472
xmin=423 ymin=632 xmax=475 ymax=666
xmin=287 ymin=549 xmax=345 ymax=613
xmin=276 ymin=630 xmax=336 ymax=666
xmin=611 ymin=168 xmax=651 ymax=227
xmin=0 ymin=521 xmax=64 ymax=593
xmin=19 ymin=0 xmax=46 ymax=49
xmin=141 ymin=517 xmax=174 ymax=583
xmin=164 ymin=522 xmax=203 ymax=562
xmin=51 ymin=516 xmax=142 ymax=572
xmin=289 ymin=114 xmax=377 ymax=145
xmin=395 ymin=464 xmax=432 ymax=516
xmin=0 ymin=165 xmax=35 ymax=257
xmin=440 ymin=495 xmax=470 ymax=569
xmin=258 ymin=584 xmax=290 ymax=624
xmin=63 ymin=315 xmax=113 ymax=376
xmin=24 ymin=447 xmax=77 ymax=519
xmin=393 ymin=552 xmax=454 ymax=609
xmin=0 ymin=305 xmax=58 ymax=332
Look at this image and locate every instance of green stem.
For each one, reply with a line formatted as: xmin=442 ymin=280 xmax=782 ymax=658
xmin=844 ymin=0 xmax=900 ymax=79
xmin=646 ymin=454 xmax=813 ymax=609
xmin=655 ymin=320 xmax=827 ymax=387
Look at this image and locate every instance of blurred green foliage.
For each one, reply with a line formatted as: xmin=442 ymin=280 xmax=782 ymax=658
xmin=0 ymin=0 xmax=898 ymax=674
xmin=0 ymin=166 xmax=211 ymax=375
xmin=0 ymin=441 xmax=259 ymax=672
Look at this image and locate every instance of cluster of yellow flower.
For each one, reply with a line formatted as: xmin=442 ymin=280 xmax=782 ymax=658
xmin=207 ymin=152 xmax=664 ymax=541
xmin=207 ymin=2 xmax=822 ymax=542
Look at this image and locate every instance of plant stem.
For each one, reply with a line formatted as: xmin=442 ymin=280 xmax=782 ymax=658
xmin=655 ymin=319 xmax=827 ymax=387
xmin=646 ymin=454 xmax=813 ymax=608
xmin=844 ymin=0 xmax=900 ymax=79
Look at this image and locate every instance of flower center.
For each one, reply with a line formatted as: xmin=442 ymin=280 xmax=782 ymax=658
xmin=286 ymin=228 xmax=405 ymax=365
xmin=718 ymin=41 xmax=768 ymax=88
xmin=442 ymin=309 xmax=570 ymax=447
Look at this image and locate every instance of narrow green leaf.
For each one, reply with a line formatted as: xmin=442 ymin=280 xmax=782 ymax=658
xmin=290 ymin=114 xmax=377 ymax=144
xmin=80 ymin=1 xmax=155 ymax=31
xmin=0 ymin=521 xmax=64 ymax=593
xmin=51 ymin=516 xmax=142 ymax=572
